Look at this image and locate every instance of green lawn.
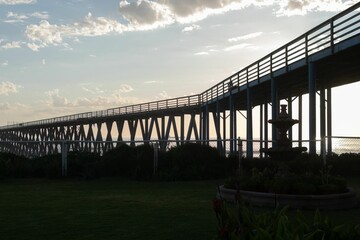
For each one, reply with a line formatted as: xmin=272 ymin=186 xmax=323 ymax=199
xmin=0 ymin=178 xmax=224 ymax=240
xmin=0 ymin=177 xmax=359 ymax=240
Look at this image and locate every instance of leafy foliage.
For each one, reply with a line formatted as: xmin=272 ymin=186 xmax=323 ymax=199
xmin=213 ymin=198 xmax=360 ymax=239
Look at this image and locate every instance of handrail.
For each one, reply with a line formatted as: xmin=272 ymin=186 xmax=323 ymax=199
xmin=199 ymin=2 xmax=360 ymax=103
xmin=1 ymin=2 xmax=360 ymax=130
xmin=0 ymin=94 xmax=202 ymax=129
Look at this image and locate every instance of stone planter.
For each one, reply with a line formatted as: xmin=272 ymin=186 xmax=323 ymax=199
xmin=218 ymin=185 xmax=358 ymax=210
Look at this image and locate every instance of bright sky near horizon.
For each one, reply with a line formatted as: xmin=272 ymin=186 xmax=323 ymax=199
xmin=0 ymin=0 xmax=360 ymax=137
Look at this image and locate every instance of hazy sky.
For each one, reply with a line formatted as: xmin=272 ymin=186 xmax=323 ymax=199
xmin=0 ymin=0 xmax=359 ymax=136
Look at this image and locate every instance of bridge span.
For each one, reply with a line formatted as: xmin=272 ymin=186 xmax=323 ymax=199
xmin=1 ymin=3 xmax=360 ymax=157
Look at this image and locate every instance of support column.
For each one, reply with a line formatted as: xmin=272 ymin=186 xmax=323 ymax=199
xmin=271 ymin=77 xmax=278 ymax=148
xmin=264 ymin=102 xmax=269 ymax=157
xmin=229 ymin=94 xmax=234 ymax=155
xmin=327 ymin=87 xmax=332 ymax=154
xmin=298 ymin=95 xmax=303 ymax=147
xmin=260 ymin=104 xmax=263 ymax=158
xmin=320 ymin=85 xmax=326 ymax=156
xmin=246 ymin=87 xmax=253 ymax=158
xmin=308 ymin=62 xmax=316 ymax=154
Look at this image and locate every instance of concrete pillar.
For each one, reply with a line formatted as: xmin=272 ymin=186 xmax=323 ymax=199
xmin=308 ymin=62 xmax=316 ymax=154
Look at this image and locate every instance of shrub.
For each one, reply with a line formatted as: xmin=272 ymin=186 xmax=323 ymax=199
xmin=328 ymin=153 xmax=360 ymax=176
xmin=67 ymin=151 xmax=102 ymax=179
xmin=102 ymin=144 xmax=136 ymax=177
xmin=132 ymin=144 xmax=156 ymax=181
xmin=213 ymin=199 xmax=360 ymax=240
xmin=164 ymin=143 xmax=225 ymax=181
xmin=1 ymin=153 xmax=31 ymax=178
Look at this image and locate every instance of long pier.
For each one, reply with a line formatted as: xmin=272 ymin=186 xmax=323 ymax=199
xmin=1 ymin=3 xmax=360 ymax=157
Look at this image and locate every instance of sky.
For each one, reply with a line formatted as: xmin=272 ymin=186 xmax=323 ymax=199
xmin=1 ymin=0 xmax=360 ymax=138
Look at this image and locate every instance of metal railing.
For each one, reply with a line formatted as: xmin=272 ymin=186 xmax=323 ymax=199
xmin=0 ymin=94 xmax=201 ymax=129
xmin=1 ymin=3 xmax=360 ymax=130
xmin=199 ymin=2 xmax=360 ymax=102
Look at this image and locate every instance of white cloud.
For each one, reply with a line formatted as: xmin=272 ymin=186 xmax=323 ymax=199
xmin=27 ymin=42 xmax=44 ymax=51
xmin=42 ymin=59 xmax=46 ymax=65
xmin=23 ymin=0 xmax=357 ymax=51
xmin=5 ymin=11 xmax=28 ymax=23
xmin=25 ymin=13 xmax=125 ymax=50
xmin=224 ymin=43 xmax=252 ymax=51
xmin=144 ymin=80 xmax=161 ymax=84
xmin=44 ymin=88 xmax=142 ymax=110
xmin=0 ymin=0 xmax=36 ymax=5
xmin=0 ymin=81 xmax=21 ymax=95
xmin=275 ymin=0 xmax=357 ymax=16
xmin=45 ymin=89 xmax=69 ymax=107
xmin=115 ymin=84 xmax=134 ymax=93
xmin=155 ymin=90 xmax=171 ymax=99
xmin=194 ymin=51 xmax=209 ymax=55
xmin=182 ymin=24 xmax=200 ymax=32
xmin=1 ymin=41 xmax=22 ymax=49
xmin=30 ymin=11 xmax=49 ymax=19
xmin=228 ymin=32 xmax=263 ymax=42
xmin=1 ymin=61 xmax=9 ymax=66
xmin=82 ymin=86 xmax=105 ymax=94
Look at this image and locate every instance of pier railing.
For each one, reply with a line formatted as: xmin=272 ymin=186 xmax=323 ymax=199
xmin=199 ymin=2 xmax=360 ymax=102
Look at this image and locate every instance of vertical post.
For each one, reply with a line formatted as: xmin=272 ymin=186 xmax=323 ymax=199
xmin=246 ymin=87 xmax=253 ymax=158
xmin=229 ymin=94 xmax=234 ymax=155
xmin=238 ymin=138 xmax=243 ymax=171
xmin=327 ymin=87 xmax=332 ymax=154
xmin=260 ymin=104 xmax=263 ymax=158
xmin=308 ymin=62 xmax=316 ymax=154
xmin=287 ymin=97 xmax=293 ymax=143
xmin=320 ymin=85 xmax=326 ymax=157
xmin=153 ymin=142 xmax=158 ymax=176
xmin=271 ymin=78 xmax=278 ymax=148
xmin=264 ymin=102 xmax=268 ymax=157
xmin=298 ymin=95 xmax=303 ymax=147
xmin=61 ymin=141 xmax=68 ymax=177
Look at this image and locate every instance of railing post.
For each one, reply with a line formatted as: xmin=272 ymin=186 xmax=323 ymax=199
xmin=61 ymin=141 xmax=68 ymax=177
xmin=237 ymin=138 xmax=243 ymax=170
xmin=153 ymin=142 xmax=159 ymax=176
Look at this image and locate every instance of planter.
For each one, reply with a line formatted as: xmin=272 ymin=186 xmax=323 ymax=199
xmin=218 ymin=185 xmax=358 ymax=210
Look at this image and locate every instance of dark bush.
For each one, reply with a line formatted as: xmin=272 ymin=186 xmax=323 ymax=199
xmin=328 ymin=153 xmax=360 ymax=176
xmin=102 ymin=144 xmax=136 ymax=177
xmin=67 ymin=151 xmax=102 ymax=179
xmin=1 ymin=152 xmax=31 ymax=178
xmin=164 ymin=143 xmax=225 ymax=181
xmin=132 ymin=144 xmax=155 ymax=180
xmin=31 ymin=154 xmax=62 ymax=178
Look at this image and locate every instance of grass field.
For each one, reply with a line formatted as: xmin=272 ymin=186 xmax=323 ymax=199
xmin=0 ymin=177 xmax=359 ymax=240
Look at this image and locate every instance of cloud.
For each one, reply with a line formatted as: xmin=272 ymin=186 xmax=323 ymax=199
xmin=228 ymin=32 xmax=263 ymax=42
xmin=25 ymin=13 xmax=125 ymax=50
xmin=276 ymin=0 xmax=357 ymax=16
xmin=194 ymin=51 xmax=209 ymax=55
xmin=45 ymin=89 xmax=69 ymax=107
xmin=0 ymin=0 xmax=36 ymax=5
xmin=23 ymin=0 xmax=356 ymax=51
xmin=30 ymin=11 xmax=49 ymax=19
xmin=1 ymin=41 xmax=22 ymax=49
xmin=115 ymin=84 xmax=134 ymax=93
xmin=42 ymin=59 xmax=46 ymax=65
xmin=4 ymin=11 xmax=49 ymax=23
xmin=5 ymin=11 xmax=28 ymax=23
xmin=44 ymin=88 xmax=142 ymax=110
xmin=1 ymin=61 xmax=9 ymax=66
xmin=224 ymin=43 xmax=253 ymax=51
xmin=82 ymin=86 xmax=105 ymax=94
xmin=182 ymin=24 xmax=200 ymax=32
xmin=155 ymin=90 xmax=171 ymax=100
xmin=0 ymin=81 xmax=21 ymax=95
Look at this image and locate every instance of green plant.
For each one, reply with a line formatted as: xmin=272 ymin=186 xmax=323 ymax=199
xmin=213 ymin=197 xmax=360 ymax=239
